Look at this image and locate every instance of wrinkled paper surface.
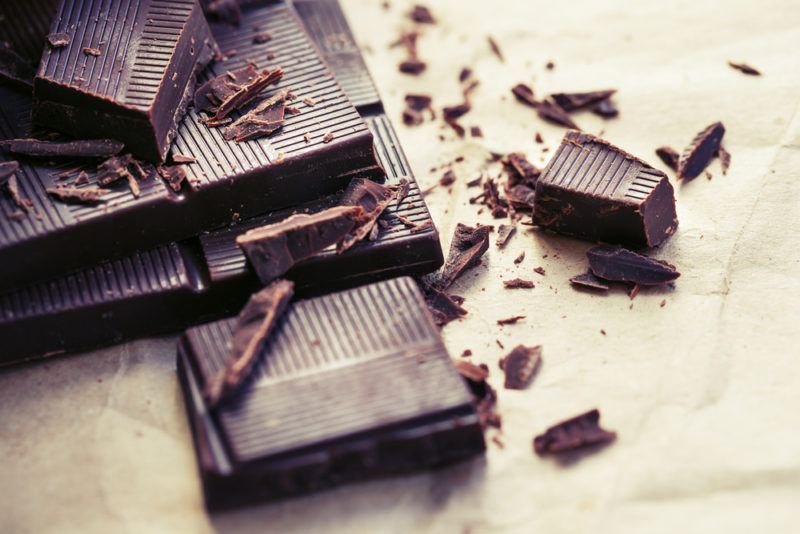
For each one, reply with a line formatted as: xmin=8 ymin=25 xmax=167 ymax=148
xmin=2 ymin=0 xmax=800 ymax=532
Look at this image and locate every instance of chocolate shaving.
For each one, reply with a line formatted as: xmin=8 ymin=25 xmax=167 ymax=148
xmin=0 ymin=43 xmax=34 ymax=90
xmin=0 ymin=138 xmax=124 ymax=159
xmin=158 ymin=165 xmax=187 ymax=192
xmin=511 ymin=83 xmax=537 ymax=107
xmin=337 ymin=178 xmax=396 ymax=253
xmin=5 ymin=175 xmax=32 ymax=211
xmin=171 ymin=153 xmax=196 ymax=164
xmin=533 ymin=266 xmax=546 ymax=276
xmin=222 ymin=89 xmax=288 ymax=142
xmin=322 ymin=131 xmax=334 ymax=143
xmin=487 ymin=36 xmax=503 ymax=61
xmin=677 ymin=121 xmax=725 ymax=180
xmin=503 ymin=278 xmax=534 ymax=289
xmin=728 ymin=61 xmax=761 ymax=76
xmin=533 ymin=409 xmax=616 ymax=456
xmin=535 ymin=98 xmax=579 ymax=129
xmin=587 ymin=245 xmax=679 ymax=286
xmin=718 ymin=146 xmax=731 ymax=175
xmin=550 ymin=90 xmax=616 ymax=111
xmin=47 ymin=32 xmax=71 ymax=48
xmin=421 ymin=281 xmax=467 ymax=326
xmin=655 ymin=146 xmax=680 ymax=171
xmin=46 ymin=185 xmax=107 ymax=204
xmin=204 ymin=280 xmax=294 ymax=407
xmin=0 ymin=161 xmax=19 ymax=185
xmin=455 ymin=359 xmax=500 ymax=429
xmin=499 ymin=345 xmax=542 ymax=389
xmin=409 ymin=4 xmax=435 ymax=23
xmin=513 ymin=251 xmax=525 ymax=264
xmin=194 ymin=65 xmax=284 ymax=124
xmin=497 ymin=315 xmax=525 ymax=326
xmin=83 ymin=47 xmax=101 ymax=56
xmin=395 ymin=178 xmax=410 ymax=208
xmin=438 ymin=223 xmax=491 ymax=289
xmin=495 ymin=224 xmax=516 ymax=248
xmin=570 ymin=271 xmax=610 ymax=291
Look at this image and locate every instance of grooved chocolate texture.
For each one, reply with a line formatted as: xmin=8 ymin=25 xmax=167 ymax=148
xmin=0 ymin=0 xmax=380 ymax=292
xmin=0 ymin=0 xmax=60 ymax=63
xmin=177 ymin=277 xmax=485 ymax=508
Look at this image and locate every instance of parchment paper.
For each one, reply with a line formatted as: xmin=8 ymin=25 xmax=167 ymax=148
xmin=2 ymin=0 xmax=800 ymax=532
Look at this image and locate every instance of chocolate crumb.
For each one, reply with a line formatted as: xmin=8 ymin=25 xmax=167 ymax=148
xmin=253 ymin=32 xmax=272 ymax=44
xmin=487 ymin=36 xmax=504 ymax=61
xmin=535 ymin=132 xmax=544 ymax=143
xmin=440 ymin=169 xmax=456 ymax=186
xmin=302 ymin=96 xmax=316 ymax=107
xmin=47 ymin=33 xmax=70 ymax=48
xmin=660 ymin=299 xmax=666 ymax=308
xmin=533 ymin=267 xmax=545 ymax=276
xmin=503 ymin=278 xmax=534 ymax=289
xmin=409 ymin=4 xmax=435 ymax=23
xmin=497 ymin=315 xmax=525 ymax=326
xmin=158 ymin=165 xmax=187 ymax=192
xmin=83 ymin=47 xmax=101 ymax=56
xmin=495 ymin=224 xmax=516 ymax=248
xmin=511 ymin=83 xmax=536 ymax=108
xmin=728 ymin=61 xmax=761 ymax=76
xmin=470 ymin=126 xmax=483 ymax=138
xmin=322 ymin=131 xmax=334 ymax=143
xmin=459 ymin=68 xmax=472 ymax=83
xmin=513 ymin=251 xmax=525 ymax=264
xmin=546 ymin=61 xmax=555 ymax=70
xmin=461 ymin=349 xmax=472 ymax=357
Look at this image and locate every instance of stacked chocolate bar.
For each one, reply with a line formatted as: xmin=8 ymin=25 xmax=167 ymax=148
xmin=0 ymin=0 xmax=485 ymax=506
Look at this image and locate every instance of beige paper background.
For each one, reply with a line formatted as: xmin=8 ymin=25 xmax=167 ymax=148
xmin=2 ymin=0 xmax=800 ymax=532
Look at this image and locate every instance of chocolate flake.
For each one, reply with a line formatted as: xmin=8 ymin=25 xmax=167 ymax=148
xmin=204 ymin=280 xmax=294 ymax=407
xmin=0 ymin=138 xmax=124 ymax=159
xmin=194 ymin=65 xmax=284 ymax=124
xmin=83 ymin=47 xmax=101 ymax=57
xmin=337 ymin=178 xmax=396 ymax=253
xmin=487 ymin=36 xmax=504 ymax=61
xmin=728 ymin=61 xmax=761 ymax=76
xmin=655 ymin=146 xmax=680 ymax=171
xmin=470 ymin=126 xmax=483 ymax=138
xmin=497 ymin=315 xmax=525 ymax=326
xmin=5 ymin=175 xmax=32 ymax=211
xmin=550 ymin=90 xmax=616 ymax=111
xmin=47 ymin=32 xmax=71 ymax=48
xmin=421 ymin=281 xmax=467 ymax=326
xmin=591 ymin=98 xmax=619 ymax=118
xmin=438 ymin=223 xmax=491 ymax=289
xmin=237 ymin=206 xmax=364 ymax=283
xmin=570 ymin=271 xmax=610 ymax=291
xmin=395 ymin=178 xmax=410 ymax=207
xmin=503 ymin=278 xmax=534 ymax=289
xmin=222 ymin=89 xmax=288 ymax=142
xmin=440 ymin=169 xmax=456 ymax=187
xmin=513 ymin=251 xmax=525 ymax=264
xmin=499 ymin=345 xmax=542 ymax=389
xmin=171 ymin=153 xmax=196 ymax=164
xmin=158 ymin=165 xmax=187 ymax=192
xmin=677 ymin=122 xmax=725 ymax=180
xmin=46 ymin=185 xmax=107 ymax=204
xmin=253 ymin=32 xmax=272 ymax=44
xmin=587 ymin=245 xmax=679 ymax=286
xmin=0 ymin=161 xmax=19 ymax=185
xmin=459 ymin=68 xmax=472 ymax=83
xmin=511 ymin=83 xmax=537 ymax=107
xmin=496 ymin=224 xmax=516 ymax=248
xmin=455 ymin=360 xmax=488 ymax=383
xmin=322 ymin=131 xmax=334 ymax=143
xmin=718 ymin=146 xmax=731 ymax=175
xmin=409 ymin=4 xmax=435 ymax=23
xmin=534 ymin=409 xmax=616 ymax=456
xmin=533 ymin=266 xmax=545 ymax=276
xmin=536 ymin=98 xmax=579 ymax=129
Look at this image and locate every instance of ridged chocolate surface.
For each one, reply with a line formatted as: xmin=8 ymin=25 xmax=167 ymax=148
xmin=293 ymin=0 xmax=381 ymax=109
xmin=183 ymin=277 xmax=474 ymax=463
xmin=0 ymin=0 xmax=60 ymax=62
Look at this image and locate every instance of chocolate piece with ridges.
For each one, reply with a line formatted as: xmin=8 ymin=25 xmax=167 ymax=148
xmin=194 ymin=65 xmax=284 ymax=124
xmin=500 ymin=345 xmax=541 ymax=389
xmin=533 ymin=131 xmax=678 ymax=248
xmin=533 ymin=409 xmax=616 ymax=455
xmin=177 ymin=277 xmax=485 ymax=509
xmin=550 ymin=90 xmax=616 ymax=111
xmin=1 ymin=138 xmax=123 ymax=159
xmin=236 ymin=205 xmax=363 ymax=284
xmin=438 ymin=223 xmax=490 ymax=289
xmin=587 ymin=245 xmax=679 ymax=285
xmin=33 ymin=0 xmax=219 ymax=162
xmin=204 ymin=279 xmax=294 ymax=407
xmin=337 ymin=178 xmax=396 ymax=253
xmin=678 ymin=122 xmax=726 ymax=180
xmin=222 ymin=88 xmax=288 ymax=142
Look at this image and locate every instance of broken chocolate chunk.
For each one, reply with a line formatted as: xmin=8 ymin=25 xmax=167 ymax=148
xmin=550 ymin=90 xmax=616 ymax=111
xmin=422 ymin=282 xmax=468 ymax=326
xmin=511 ymin=83 xmax=536 ymax=107
xmin=236 ymin=205 xmax=363 ymax=283
xmin=439 ymin=223 xmax=491 ymax=289
xmin=497 ymin=315 xmax=525 ymax=326
xmin=718 ymin=146 xmax=731 ymax=175
xmin=535 ymin=98 xmax=579 ymax=129
xmin=83 ymin=47 xmax=101 ymax=57
xmin=591 ymin=98 xmax=619 ymax=118
xmin=496 ymin=224 xmax=516 ymax=248
xmin=677 ymin=122 xmax=725 ymax=180
xmin=46 ymin=185 xmax=107 ymax=204
xmin=655 ymin=146 xmax=680 ymax=171
xmin=503 ymin=278 xmax=534 ymax=289
xmin=409 ymin=4 xmax=435 ymax=23
xmin=0 ymin=43 xmax=35 ymax=89
xmin=0 ymin=138 xmax=124 ymax=159
xmin=440 ymin=169 xmax=456 ymax=186
xmin=500 ymin=345 xmax=542 ymax=390
xmin=206 ymin=0 xmax=242 ymax=26
xmin=443 ymin=103 xmax=471 ymax=122
xmin=533 ymin=131 xmax=678 ymax=248
xmin=503 ymin=152 xmax=541 ymax=190
xmin=728 ymin=61 xmax=761 ymax=76
xmin=587 ymin=245 xmax=679 ymax=286
xmin=337 ymin=178 xmax=396 ymax=253
xmin=204 ymin=280 xmax=294 ymax=407
xmin=222 ymin=89 xmax=288 ymax=142
xmin=487 ymin=36 xmax=503 ymax=61
xmin=158 ymin=165 xmax=187 ymax=192
xmin=570 ymin=271 xmax=610 ymax=291
xmin=47 ymin=32 xmax=71 ymax=48
xmin=533 ymin=409 xmax=616 ymax=455
xmin=0 ymin=161 xmax=19 ymax=185
xmin=194 ymin=65 xmax=283 ymax=125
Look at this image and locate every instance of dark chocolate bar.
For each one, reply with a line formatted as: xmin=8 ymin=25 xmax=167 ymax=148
xmin=177 ymin=277 xmax=486 ymax=509
xmin=533 ymin=131 xmax=678 ymax=248
xmin=32 ymin=0 xmax=218 ymax=162
xmin=0 ymin=114 xmax=442 ymax=365
xmin=0 ymin=1 xmax=381 ymax=292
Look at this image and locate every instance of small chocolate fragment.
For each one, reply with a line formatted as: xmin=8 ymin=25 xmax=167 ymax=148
xmin=533 ymin=131 xmax=678 ymax=248
xmin=337 ymin=178 xmax=396 ymax=253
xmin=533 ymin=267 xmax=545 ymax=276
xmin=470 ymin=126 xmax=483 ymax=138
xmin=655 ymin=146 xmax=680 ymax=171
xmin=728 ymin=61 xmax=761 ymax=76
xmin=236 ymin=206 xmax=363 ymax=284
xmin=399 ymin=59 xmax=426 ymax=75
xmin=395 ymin=178 xmax=410 ymax=207
xmin=46 ymin=33 xmax=70 ymax=48
xmin=718 ymin=146 xmax=731 ymax=175
xmin=439 ymin=223 xmax=491 ymax=288
xmin=253 ymin=32 xmax=272 ymax=44
xmin=423 ymin=283 xmax=467 ymax=326
xmin=513 ymin=251 xmax=525 ymax=264
xmin=194 ymin=65 xmax=284 ymax=125
xmin=499 ymin=345 xmax=542 ymax=390
xmin=459 ymin=68 xmax=472 ymax=83
xmin=82 ymin=47 xmax=101 ymax=57
xmin=497 ymin=315 xmax=524 ymax=325
xmin=536 ymin=98 xmax=579 ymax=129
xmin=677 ymin=122 xmax=725 ymax=180
xmin=0 ymin=43 xmax=35 ymax=89
xmin=5 ymin=175 xmax=32 ymax=211
xmin=496 ymin=224 xmax=516 ymax=248
xmin=533 ymin=409 xmax=616 ymax=456
xmin=535 ymin=132 xmax=544 ymax=144
xmin=171 ymin=153 xmax=196 ymax=164
xmin=587 ymin=245 xmax=679 ymax=286
xmin=455 ymin=359 xmax=500 ymax=430
xmin=396 ymin=31 xmax=426 ymax=75
xmin=46 ymin=185 xmax=107 ymax=204
xmin=0 ymin=138 xmax=123 ymax=159
xmin=322 ymin=131 xmax=334 ymax=143
xmin=487 ymin=36 xmax=503 ymax=61
xmin=550 ymin=90 xmax=616 ymax=111
xmin=206 ymin=0 xmax=242 ymax=26
xmin=0 ymin=161 xmax=19 ymax=184
xmin=204 ymin=280 xmax=295 ymax=407
xmin=570 ymin=272 xmax=610 ymax=291
xmin=503 ymin=152 xmax=540 ymax=191
xmin=158 ymin=165 xmax=187 ymax=192
xmin=405 ymin=94 xmax=433 ymax=115
xmin=511 ymin=83 xmax=536 ymax=107
xmin=409 ymin=5 xmax=435 ymax=23
xmin=503 ymin=278 xmax=534 ymax=289
xmin=455 ymin=360 xmax=488 ymax=383
xmin=222 ymin=89 xmax=288 ymax=142
xmin=590 ymin=98 xmax=619 ymax=118
xmin=443 ymin=103 xmax=470 ymax=122
xmin=440 ymin=169 xmax=456 ymax=187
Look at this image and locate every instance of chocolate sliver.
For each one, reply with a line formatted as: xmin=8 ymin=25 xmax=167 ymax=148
xmin=728 ymin=61 xmax=760 ymax=76
xmin=587 ymin=245 xmax=679 ymax=285
xmin=0 ymin=160 xmax=19 ymax=184
xmin=337 ymin=178 xmax=396 ymax=253
xmin=503 ymin=278 xmax=534 ymax=289
xmin=677 ymin=121 xmax=725 ymax=180
xmin=534 ymin=409 xmax=616 ymax=455
xmin=5 ymin=175 xmax=32 ymax=211
xmin=655 ymin=146 xmax=680 ymax=171
xmin=536 ymin=98 xmax=579 ymax=129
xmin=511 ymin=83 xmax=536 ymax=107
xmin=718 ymin=146 xmax=731 ymax=175
xmin=158 ymin=165 xmax=187 ymax=192
xmin=395 ymin=177 xmax=410 ymax=207
xmin=222 ymin=89 xmax=288 ymax=142
xmin=0 ymin=138 xmax=124 ymax=158
xmin=46 ymin=32 xmax=71 ymax=48
xmin=423 ymin=283 xmax=468 ymax=326
xmin=569 ymin=271 xmax=610 ymax=291
xmin=495 ymin=224 xmax=516 ymax=248
xmin=46 ymin=186 xmax=107 ymax=204
xmin=550 ymin=90 xmax=616 ymax=111
xmin=204 ymin=279 xmax=295 ymax=408
xmin=196 ymin=65 xmax=284 ymax=122
xmin=237 ymin=205 xmax=364 ymax=283
xmin=499 ymin=345 xmax=542 ymax=390
xmin=439 ymin=223 xmax=491 ymax=289
xmin=590 ymin=97 xmax=618 ymax=118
